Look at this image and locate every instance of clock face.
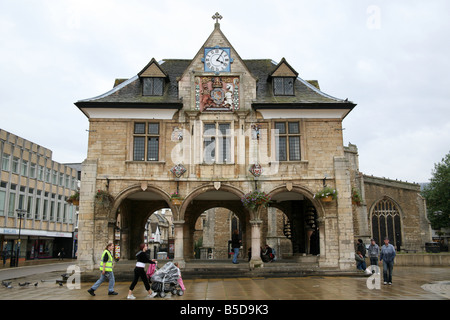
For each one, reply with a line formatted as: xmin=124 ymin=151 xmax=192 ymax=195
xmin=204 ymin=47 xmax=231 ymax=72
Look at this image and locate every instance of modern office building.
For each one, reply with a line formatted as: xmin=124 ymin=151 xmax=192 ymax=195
xmin=0 ymin=129 xmax=79 ymax=264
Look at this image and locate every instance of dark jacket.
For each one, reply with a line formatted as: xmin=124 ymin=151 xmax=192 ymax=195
xmin=135 ymin=251 xmax=155 ymax=265
xmin=231 ymin=234 xmax=241 ymax=249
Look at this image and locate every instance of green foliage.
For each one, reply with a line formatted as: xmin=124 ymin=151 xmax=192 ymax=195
xmin=313 ymin=186 xmax=338 ymax=200
xmin=94 ymin=189 xmax=113 ymax=208
xmin=422 ymin=152 xmax=450 ymax=229
xmin=241 ymin=190 xmax=271 ymax=210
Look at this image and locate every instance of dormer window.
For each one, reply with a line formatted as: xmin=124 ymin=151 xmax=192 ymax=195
xmin=138 ymin=58 xmax=168 ymax=97
xmin=143 ymin=77 xmax=164 ymax=96
xmin=273 ymin=77 xmax=294 ymax=96
xmin=270 ymin=58 xmax=298 ymax=96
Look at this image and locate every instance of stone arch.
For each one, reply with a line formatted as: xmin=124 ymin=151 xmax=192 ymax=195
xmin=265 ymin=184 xmax=324 ymax=256
xmin=108 ymin=183 xmax=177 ymax=260
xmin=266 ymin=184 xmax=325 ymax=219
xmin=178 ymin=183 xmax=250 ymax=260
xmin=179 ymin=183 xmax=248 ymax=220
xmin=111 ymin=183 xmax=177 ymax=221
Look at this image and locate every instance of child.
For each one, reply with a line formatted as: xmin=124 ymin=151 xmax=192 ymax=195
xmin=174 ymin=262 xmax=185 ymax=292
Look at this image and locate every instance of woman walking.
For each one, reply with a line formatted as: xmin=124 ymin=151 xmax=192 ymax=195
xmin=127 ymin=243 xmax=157 ymax=299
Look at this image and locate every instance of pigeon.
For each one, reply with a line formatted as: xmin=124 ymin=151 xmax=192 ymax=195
xmin=2 ymin=281 xmax=12 ymax=288
xmin=19 ymin=282 xmax=31 ymax=287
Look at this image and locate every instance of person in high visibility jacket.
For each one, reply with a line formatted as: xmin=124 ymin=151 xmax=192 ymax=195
xmin=87 ymin=242 xmax=118 ymax=296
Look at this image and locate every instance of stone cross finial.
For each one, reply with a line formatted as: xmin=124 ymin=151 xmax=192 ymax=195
xmin=212 ymin=12 xmax=223 ymax=25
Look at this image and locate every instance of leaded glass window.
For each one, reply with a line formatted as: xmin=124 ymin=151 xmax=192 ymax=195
xmin=143 ymin=78 xmax=164 ymax=96
xmin=133 ymin=122 xmax=160 ymax=161
xmin=275 ymin=121 xmax=301 ymax=161
xmin=273 ymin=77 xmax=295 ymax=95
xmin=203 ymin=122 xmax=232 ymax=164
xmin=371 ymin=199 xmax=402 ymax=247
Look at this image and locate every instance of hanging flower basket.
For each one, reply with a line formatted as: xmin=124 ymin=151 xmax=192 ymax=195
xmin=313 ymin=186 xmax=338 ymax=202
xmin=170 ymin=192 xmax=183 ymax=206
xmin=351 ymin=187 xmax=362 ymax=206
xmin=95 ymin=190 xmax=113 ymax=208
xmin=241 ymin=190 xmax=271 ymax=210
xmin=66 ymin=191 xmax=79 ymax=206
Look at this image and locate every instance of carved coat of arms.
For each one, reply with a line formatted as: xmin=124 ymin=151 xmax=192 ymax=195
xmin=195 ymin=76 xmax=240 ymax=112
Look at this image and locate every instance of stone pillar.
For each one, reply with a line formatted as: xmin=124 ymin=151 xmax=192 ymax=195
xmin=334 ymin=156 xmax=356 ymax=270
xmin=266 ymin=207 xmax=280 ymax=258
xmin=249 ymin=219 xmax=263 ymax=269
xmin=77 ymin=159 xmax=97 ymax=271
xmin=173 ymin=220 xmax=185 ymax=268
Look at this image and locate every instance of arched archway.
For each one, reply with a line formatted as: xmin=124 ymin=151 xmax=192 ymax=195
xmin=266 ymin=185 xmax=324 ymax=256
xmin=110 ymin=184 xmax=174 ymax=260
xmin=180 ymin=184 xmax=249 ymax=260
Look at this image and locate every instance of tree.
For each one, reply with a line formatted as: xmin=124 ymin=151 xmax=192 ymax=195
xmin=422 ymin=151 xmax=450 ymax=230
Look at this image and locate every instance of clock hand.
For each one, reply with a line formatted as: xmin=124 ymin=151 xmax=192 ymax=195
xmin=216 ymin=51 xmax=224 ymax=62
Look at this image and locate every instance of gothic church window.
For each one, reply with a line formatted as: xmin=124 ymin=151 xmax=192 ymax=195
xmin=133 ymin=122 xmax=160 ymax=161
xmin=371 ymin=198 xmax=402 ymax=247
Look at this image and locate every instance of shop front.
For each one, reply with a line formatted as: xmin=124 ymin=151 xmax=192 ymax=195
xmin=0 ymin=228 xmax=74 ymax=262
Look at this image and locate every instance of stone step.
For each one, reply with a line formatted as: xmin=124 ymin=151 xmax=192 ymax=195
xmin=81 ymin=259 xmax=366 ymax=282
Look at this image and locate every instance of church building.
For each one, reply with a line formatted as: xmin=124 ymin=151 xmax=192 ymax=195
xmin=75 ymin=14 xmax=431 ymax=271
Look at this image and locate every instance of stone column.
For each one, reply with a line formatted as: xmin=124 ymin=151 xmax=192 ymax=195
xmin=173 ymin=220 xmax=185 ymax=268
xmin=77 ymin=159 xmax=97 ymax=271
xmin=265 ymin=207 xmax=280 ymax=258
xmin=334 ymin=156 xmax=356 ymax=270
xmin=249 ymin=219 xmax=263 ymax=269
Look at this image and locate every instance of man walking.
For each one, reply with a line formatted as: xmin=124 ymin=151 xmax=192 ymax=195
xmin=380 ymin=237 xmax=396 ymax=285
xmin=367 ymin=238 xmax=380 ymax=272
xmin=87 ymin=242 xmax=118 ymax=296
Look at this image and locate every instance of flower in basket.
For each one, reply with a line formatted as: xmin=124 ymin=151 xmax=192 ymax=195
xmin=170 ymin=191 xmax=182 ymax=200
xmin=351 ymin=187 xmax=362 ymax=206
xmin=66 ymin=191 xmax=79 ymax=204
xmin=94 ymin=189 xmax=113 ymax=207
xmin=313 ymin=186 xmax=338 ymax=200
xmin=241 ymin=190 xmax=271 ymax=210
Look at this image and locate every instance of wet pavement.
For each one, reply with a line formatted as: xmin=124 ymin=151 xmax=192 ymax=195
xmin=0 ymin=260 xmax=449 ymax=301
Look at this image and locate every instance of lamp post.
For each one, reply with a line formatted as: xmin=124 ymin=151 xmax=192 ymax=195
xmin=15 ymin=209 xmax=26 ymax=267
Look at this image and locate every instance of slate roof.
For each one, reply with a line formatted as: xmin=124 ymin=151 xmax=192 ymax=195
xmin=75 ymin=59 xmax=355 ymax=111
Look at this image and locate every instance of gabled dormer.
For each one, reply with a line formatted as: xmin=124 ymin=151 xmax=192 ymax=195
xmin=138 ymin=58 xmax=169 ymax=96
xmin=269 ymin=58 xmax=299 ymax=96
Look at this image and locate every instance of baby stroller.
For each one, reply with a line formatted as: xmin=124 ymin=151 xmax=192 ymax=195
xmin=150 ymin=262 xmax=184 ymax=297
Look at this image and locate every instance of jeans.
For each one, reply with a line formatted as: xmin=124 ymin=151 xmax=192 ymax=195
xmin=356 ymin=260 xmax=367 ymax=271
xmin=232 ymin=248 xmax=239 ymax=263
xmin=369 ymin=257 xmax=378 ymax=266
xmin=91 ymin=271 xmax=115 ymax=292
xmin=382 ymin=260 xmax=394 ymax=283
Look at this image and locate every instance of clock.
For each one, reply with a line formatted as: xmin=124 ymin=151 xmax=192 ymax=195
xmin=203 ymin=47 xmax=232 ymax=72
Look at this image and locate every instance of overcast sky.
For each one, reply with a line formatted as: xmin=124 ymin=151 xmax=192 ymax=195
xmin=1 ymin=0 xmax=449 ymax=183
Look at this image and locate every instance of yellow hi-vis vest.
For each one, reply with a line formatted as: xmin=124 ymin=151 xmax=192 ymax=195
xmin=99 ymin=250 xmax=113 ymax=272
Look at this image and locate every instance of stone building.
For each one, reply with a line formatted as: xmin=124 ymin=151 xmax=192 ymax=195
xmin=75 ymin=15 xmax=430 ymax=271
